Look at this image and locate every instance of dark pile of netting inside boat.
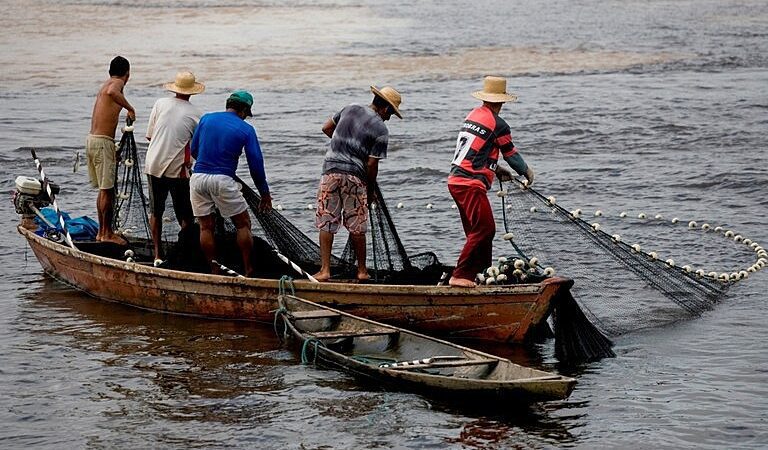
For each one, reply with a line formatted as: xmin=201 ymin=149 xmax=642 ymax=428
xmin=111 ymin=127 xmax=447 ymax=282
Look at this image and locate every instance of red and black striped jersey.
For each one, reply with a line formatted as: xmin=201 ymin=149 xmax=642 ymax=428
xmin=448 ymin=105 xmax=518 ymax=190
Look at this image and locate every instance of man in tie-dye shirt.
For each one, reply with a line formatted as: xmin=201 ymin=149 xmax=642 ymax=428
xmin=314 ymin=85 xmax=403 ymax=282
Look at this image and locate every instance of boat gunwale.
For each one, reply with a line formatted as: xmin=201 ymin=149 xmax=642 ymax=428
xmin=19 ymin=225 xmax=572 ymax=297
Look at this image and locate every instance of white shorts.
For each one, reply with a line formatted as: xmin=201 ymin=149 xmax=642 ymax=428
xmin=189 ymin=173 xmax=248 ymax=218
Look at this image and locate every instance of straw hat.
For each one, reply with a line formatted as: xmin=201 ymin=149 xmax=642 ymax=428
xmin=471 ymin=76 xmax=517 ymax=103
xmin=370 ymin=85 xmax=403 ymax=119
xmin=164 ymin=71 xmax=205 ymax=95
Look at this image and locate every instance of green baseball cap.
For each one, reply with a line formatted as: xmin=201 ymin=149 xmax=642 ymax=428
xmin=228 ymin=90 xmax=253 ymax=117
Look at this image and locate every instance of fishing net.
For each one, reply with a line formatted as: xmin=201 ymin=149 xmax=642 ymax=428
xmin=495 ymin=178 xmax=740 ymax=337
xmin=112 ymin=124 xmax=151 ymax=245
xmin=339 ymin=183 xmax=446 ymax=283
xmin=110 ymin=121 xmax=443 ymax=282
xmin=238 ymin=178 xmax=446 ymax=283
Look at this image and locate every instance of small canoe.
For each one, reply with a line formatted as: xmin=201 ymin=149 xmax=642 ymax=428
xmin=277 ymin=294 xmax=577 ymax=403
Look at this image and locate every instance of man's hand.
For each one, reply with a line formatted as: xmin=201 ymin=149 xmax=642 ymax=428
xmin=259 ymin=193 xmax=273 ymax=212
xmin=126 ymin=108 xmax=136 ymax=122
xmin=524 ymin=166 xmax=535 ymax=187
xmin=495 ymin=166 xmax=513 ymax=182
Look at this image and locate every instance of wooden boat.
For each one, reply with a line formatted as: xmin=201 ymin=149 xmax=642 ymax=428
xmin=18 ymin=225 xmax=572 ymax=343
xmin=277 ymin=293 xmax=576 ymax=402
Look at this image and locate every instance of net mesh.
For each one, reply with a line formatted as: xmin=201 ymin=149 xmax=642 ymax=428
xmin=497 ymin=178 xmax=732 ymax=336
xmin=112 ymin=127 xmax=151 ymax=245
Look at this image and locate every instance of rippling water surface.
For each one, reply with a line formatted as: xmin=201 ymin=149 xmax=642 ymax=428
xmin=1 ymin=0 xmax=767 ymax=448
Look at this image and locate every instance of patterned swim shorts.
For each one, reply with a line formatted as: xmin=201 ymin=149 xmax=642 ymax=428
xmin=315 ymin=173 xmax=368 ymax=235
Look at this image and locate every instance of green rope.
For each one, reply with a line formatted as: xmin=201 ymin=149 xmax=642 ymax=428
xmin=278 ymin=275 xmax=295 ymax=297
xmin=300 ymin=337 xmax=325 ymax=365
xmin=272 ymin=305 xmax=288 ymax=341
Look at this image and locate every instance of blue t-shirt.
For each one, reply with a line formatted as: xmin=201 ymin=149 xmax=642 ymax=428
xmin=191 ymin=111 xmax=269 ymax=195
xmin=322 ymin=104 xmax=388 ymax=181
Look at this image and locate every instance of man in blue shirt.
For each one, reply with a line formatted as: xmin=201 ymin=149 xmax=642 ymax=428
xmin=190 ymin=90 xmax=272 ymax=276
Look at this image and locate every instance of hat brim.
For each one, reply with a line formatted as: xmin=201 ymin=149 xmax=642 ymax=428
xmin=472 ymin=91 xmax=517 ymax=103
xmin=370 ymin=85 xmax=403 ymax=119
xmin=164 ymin=81 xmax=206 ymax=95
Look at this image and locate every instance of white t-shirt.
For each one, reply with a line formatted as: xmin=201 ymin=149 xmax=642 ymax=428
xmin=145 ymin=97 xmax=202 ymax=178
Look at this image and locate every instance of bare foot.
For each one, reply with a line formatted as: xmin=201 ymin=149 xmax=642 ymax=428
xmin=99 ymin=233 xmax=128 ymax=246
xmin=449 ymin=276 xmax=477 ymax=288
xmin=313 ymin=271 xmax=331 ymax=282
xmin=357 ymin=271 xmax=371 ymax=281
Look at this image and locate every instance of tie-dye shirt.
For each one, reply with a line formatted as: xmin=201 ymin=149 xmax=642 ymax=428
xmin=321 ymin=104 xmax=388 ymax=182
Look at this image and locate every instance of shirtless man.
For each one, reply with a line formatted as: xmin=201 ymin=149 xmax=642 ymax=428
xmin=86 ymin=55 xmax=136 ymax=244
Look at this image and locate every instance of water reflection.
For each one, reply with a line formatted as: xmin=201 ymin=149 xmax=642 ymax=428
xmin=15 ymin=277 xmax=585 ymax=447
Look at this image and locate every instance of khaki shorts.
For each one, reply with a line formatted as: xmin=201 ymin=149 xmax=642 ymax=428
xmin=189 ymin=173 xmax=247 ymax=218
xmin=315 ymin=173 xmax=368 ymax=235
xmin=86 ymin=134 xmax=117 ymax=189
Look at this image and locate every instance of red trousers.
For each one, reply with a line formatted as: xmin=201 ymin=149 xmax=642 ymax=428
xmin=448 ymin=183 xmax=495 ymax=281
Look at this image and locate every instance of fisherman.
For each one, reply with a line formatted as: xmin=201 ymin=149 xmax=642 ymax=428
xmin=144 ymin=71 xmax=205 ymax=266
xmin=189 ymin=90 xmax=272 ymax=276
xmin=448 ymin=76 xmax=535 ymax=287
xmin=313 ymin=85 xmax=403 ymax=282
xmin=86 ymin=55 xmax=136 ymax=244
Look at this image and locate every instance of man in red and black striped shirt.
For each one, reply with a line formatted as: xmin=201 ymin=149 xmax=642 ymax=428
xmin=448 ymin=76 xmax=535 ymax=288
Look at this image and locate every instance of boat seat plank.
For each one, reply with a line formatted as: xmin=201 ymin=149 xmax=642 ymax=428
xmin=309 ymin=329 xmax=399 ymax=339
xmin=383 ymin=358 xmax=498 ymax=371
xmin=290 ymin=310 xmax=342 ymax=320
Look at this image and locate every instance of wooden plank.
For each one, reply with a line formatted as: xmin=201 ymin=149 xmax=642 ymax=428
xmin=290 ymin=310 xmax=342 ymax=320
xmin=382 ymin=358 xmax=498 ymax=371
xmin=309 ymin=329 xmax=398 ymax=339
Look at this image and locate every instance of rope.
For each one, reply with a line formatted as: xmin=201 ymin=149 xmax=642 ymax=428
xmin=278 ymin=275 xmax=295 ymax=296
xmin=30 ymin=149 xmax=75 ymax=249
xmin=272 ymin=304 xmax=288 ymax=341
xmin=300 ymin=337 xmax=325 ymax=365
xmin=497 ymin=179 xmax=530 ymax=261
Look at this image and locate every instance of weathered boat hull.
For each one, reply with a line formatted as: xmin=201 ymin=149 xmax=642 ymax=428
xmin=279 ymin=294 xmax=576 ymax=402
xmin=19 ymin=226 xmax=571 ymax=342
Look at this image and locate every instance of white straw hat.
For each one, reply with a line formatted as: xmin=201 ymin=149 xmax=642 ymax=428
xmin=164 ymin=71 xmax=205 ymax=95
xmin=471 ymin=76 xmax=517 ymax=103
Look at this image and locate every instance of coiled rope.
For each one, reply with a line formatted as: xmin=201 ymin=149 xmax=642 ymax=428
xmin=300 ymin=338 xmax=325 ymax=365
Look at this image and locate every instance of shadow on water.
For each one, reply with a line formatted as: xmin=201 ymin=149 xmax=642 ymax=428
xmin=16 ymin=276 xmax=586 ymax=447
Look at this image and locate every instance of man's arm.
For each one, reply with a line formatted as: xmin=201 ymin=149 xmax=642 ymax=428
xmin=243 ymin=130 xmax=272 ymax=210
xmin=321 ymin=117 xmax=336 ymax=138
xmin=501 ymin=152 xmax=534 ymax=186
xmin=190 ymin=122 xmax=201 ymax=160
xmin=107 ymin=79 xmax=136 ymax=121
xmin=145 ymin=103 xmax=158 ymax=141
xmin=366 ymin=156 xmax=380 ymax=201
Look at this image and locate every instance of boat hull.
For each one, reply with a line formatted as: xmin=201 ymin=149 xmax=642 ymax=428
xmin=279 ymin=294 xmax=576 ymax=402
xmin=19 ymin=226 xmax=571 ymax=343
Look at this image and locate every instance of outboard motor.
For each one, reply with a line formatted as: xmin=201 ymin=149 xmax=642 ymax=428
xmin=13 ymin=175 xmax=60 ymax=230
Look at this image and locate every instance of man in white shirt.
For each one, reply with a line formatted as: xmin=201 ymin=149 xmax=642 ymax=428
xmin=145 ymin=71 xmax=205 ymax=266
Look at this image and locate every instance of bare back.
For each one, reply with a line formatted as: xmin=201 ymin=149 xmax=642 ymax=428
xmin=90 ymin=77 xmax=127 ymax=138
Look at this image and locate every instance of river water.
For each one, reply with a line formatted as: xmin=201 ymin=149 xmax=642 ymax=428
xmin=1 ymin=0 xmax=767 ymax=448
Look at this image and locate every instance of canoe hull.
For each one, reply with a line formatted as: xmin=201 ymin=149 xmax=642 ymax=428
xmin=20 ymin=226 xmax=571 ymax=343
xmin=279 ymin=294 xmax=576 ymax=402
